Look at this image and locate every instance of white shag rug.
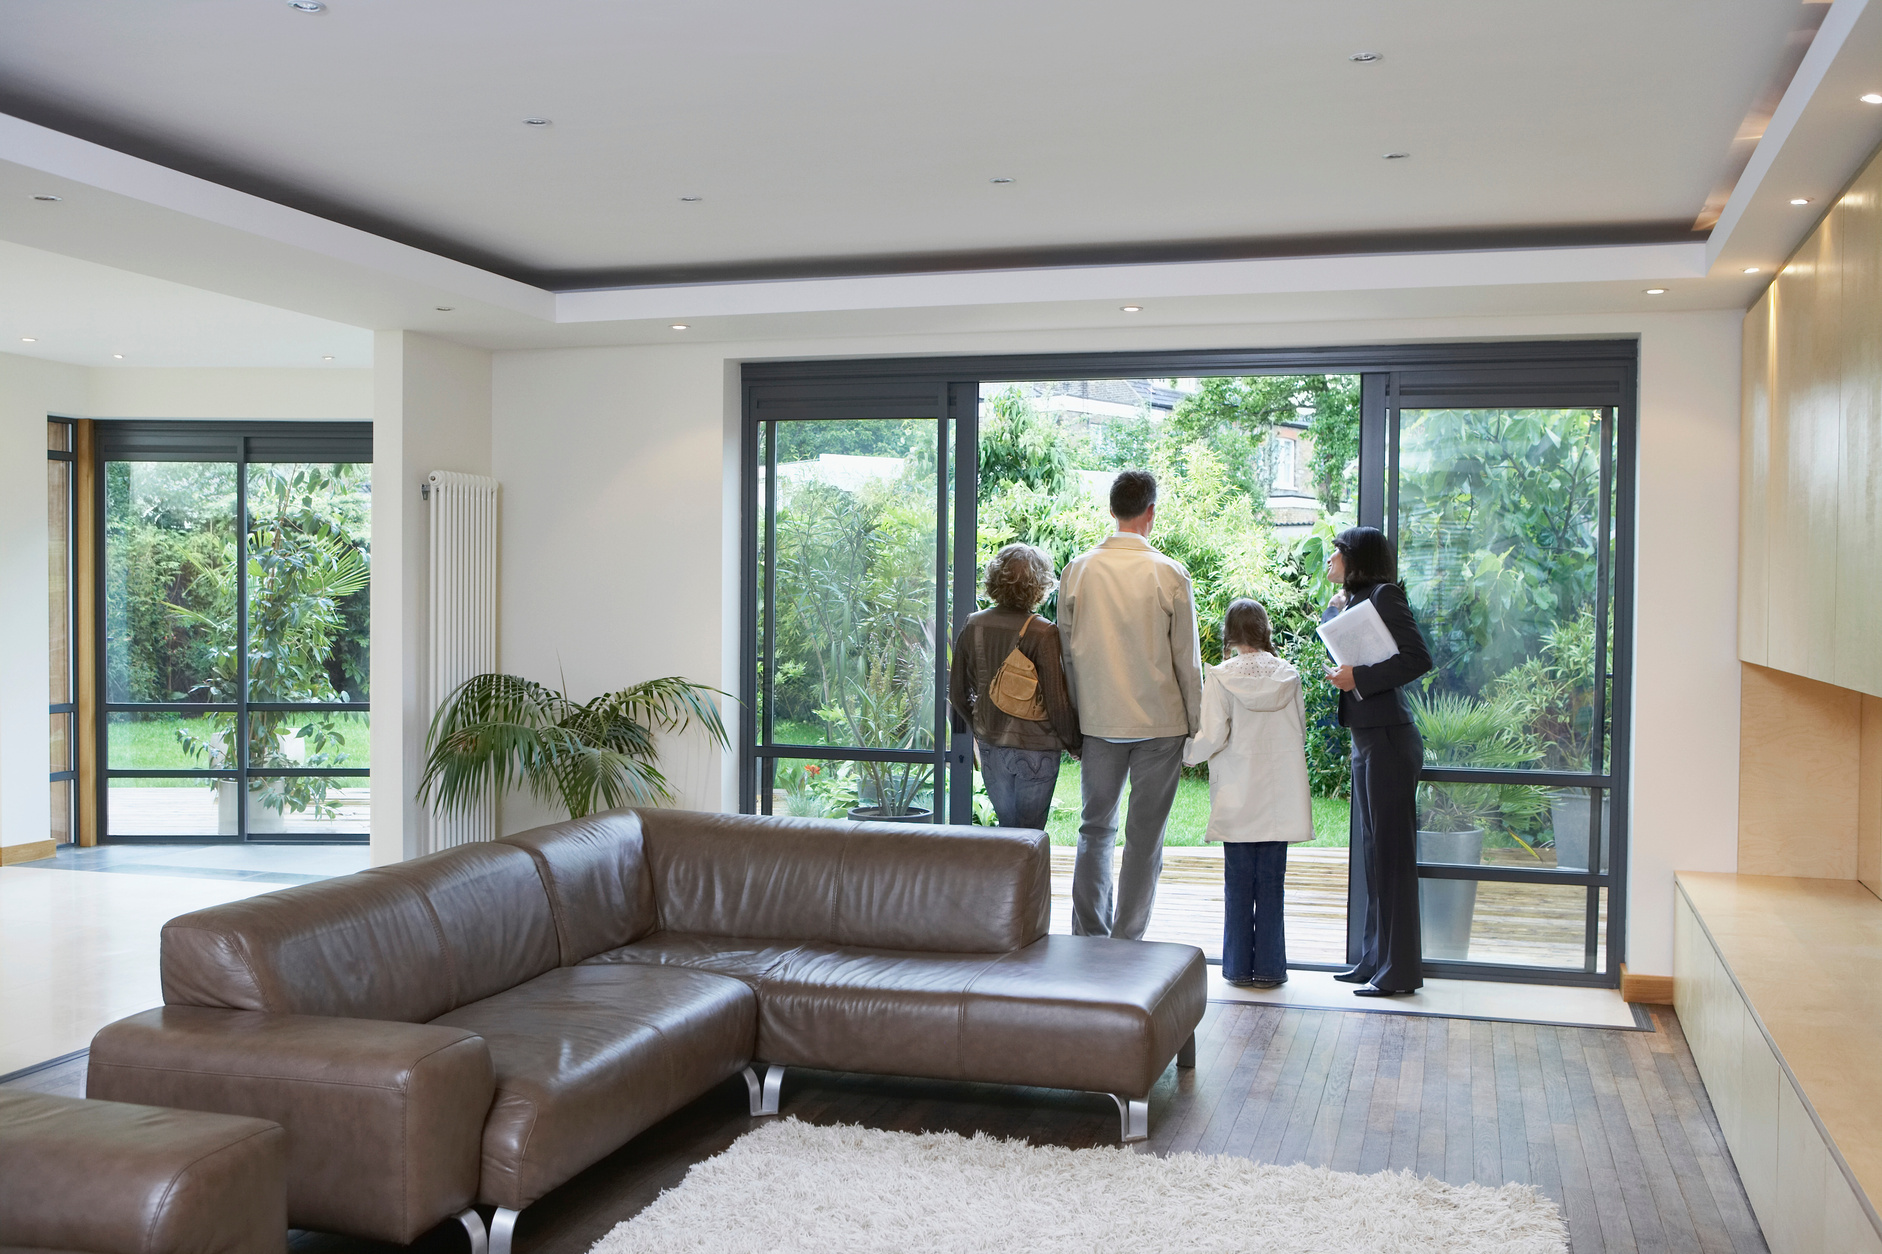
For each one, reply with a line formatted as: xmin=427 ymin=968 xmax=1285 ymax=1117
xmin=589 ymin=1117 xmax=1568 ymax=1254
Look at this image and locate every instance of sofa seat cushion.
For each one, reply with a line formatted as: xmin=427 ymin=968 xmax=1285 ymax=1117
xmin=430 ymin=964 xmax=756 ymax=1211
xmin=757 ymin=936 xmax=1206 ymax=1100
xmin=582 ymin=931 xmax=823 ymax=987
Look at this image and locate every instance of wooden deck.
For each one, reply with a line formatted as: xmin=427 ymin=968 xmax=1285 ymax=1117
xmin=1058 ymin=845 xmax=1607 ymax=970
xmin=104 ymin=785 xmax=370 ymax=837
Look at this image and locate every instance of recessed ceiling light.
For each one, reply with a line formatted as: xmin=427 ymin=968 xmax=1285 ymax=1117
xmin=1863 ymin=93 xmax=1882 ymax=104
xmin=989 ymin=177 xmax=1015 ymax=184
xmin=435 ymin=306 xmax=455 ymax=312
xmin=1790 ymin=197 xmax=1813 ymax=205
xmin=112 ymin=353 xmax=123 ymax=359
xmin=322 ymin=355 xmax=335 ymax=361
xmin=679 ymin=195 xmax=703 ymax=202
xmin=30 ymin=194 xmax=60 ymax=202
xmin=1744 ymin=267 xmax=1761 ymax=274
xmin=1382 ymin=152 xmax=1410 ymax=160
xmin=1120 ymin=305 xmax=1144 ymax=312
xmin=670 ymin=324 xmax=689 ymax=331
xmin=1349 ymin=52 xmax=1382 ymax=63
xmin=288 ymin=1 xmax=324 ymax=11
xmin=522 ymin=117 xmax=552 ymax=127
xmin=21 ymin=337 xmax=36 ymax=342
xmin=1645 ymin=288 xmax=1667 ymax=295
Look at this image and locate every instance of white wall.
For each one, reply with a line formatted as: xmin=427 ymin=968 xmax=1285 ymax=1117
xmin=487 ymin=307 xmax=1745 ymax=976
xmin=370 ymin=331 xmax=491 ymax=864
xmin=0 ymin=352 xmax=87 ymax=858
xmin=86 ymin=367 xmax=371 ymax=419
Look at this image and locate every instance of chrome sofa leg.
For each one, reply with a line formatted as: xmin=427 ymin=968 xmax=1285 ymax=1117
xmin=742 ymin=1064 xmax=785 ymax=1116
xmin=1177 ymin=1032 xmax=1196 ymax=1068
xmin=1110 ymin=1094 xmax=1149 ymax=1143
xmin=454 ymin=1208 xmax=487 ymax=1254
xmin=488 ymin=1207 xmax=520 ymax=1254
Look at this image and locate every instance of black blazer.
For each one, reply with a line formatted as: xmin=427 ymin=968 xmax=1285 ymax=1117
xmin=1323 ymin=582 xmax=1433 ymax=729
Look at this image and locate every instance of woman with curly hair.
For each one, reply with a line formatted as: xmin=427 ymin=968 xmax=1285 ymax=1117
xmin=948 ymin=543 xmax=1082 ymax=829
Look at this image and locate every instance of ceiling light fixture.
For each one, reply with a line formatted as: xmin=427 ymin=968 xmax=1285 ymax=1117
xmin=1349 ymin=52 xmax=1382 ymax=62
xmin=1863 ymin=93 xmax=1882 ymax=104
xmin=322 ymin=355 xmax=335 ymax=361
xmin=1790 ymin=197 xmax=1813 ymax=205
xmin=989 ymin=177 xmax=1015 ymax=184
xmin=522 ymin=117 xmax=552 ymax=127
xmin=1120 ymin=305 xmax=1143 ymax=312
xmin=435 ymin=306 xmax=455 ymax=312
xmin=30 ymin=193 xmax=60 ymax=202
xmin=288 ymin=1 xmax=325 ymax=11
xmin=1645 ymin=288 xmax=1667 ymax=295
xmin=112 ymin=353 xmax=124 ymax=359
xmin=21 ymin=337 xmax=36 ymax=342
xmin=1744 ymin=266 xmax=1761 ymax=274
xmin=679 ymin=195 xmax=703 ymax=202
xmin=1382 ymin=151 xmax=1410 ymax=160
xmin=670 ymin=324 xmax=689 ymax=330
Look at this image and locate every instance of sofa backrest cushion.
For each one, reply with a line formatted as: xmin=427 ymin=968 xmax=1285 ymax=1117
xmin=634 ymin=809 xmax=1050 ymax=953
xmin=500 ymin=811 xmax=659 ymax=964
xmin=162 ymin=873 xmax=458 ymax=1022
xmin=365 ymin=843 xmax=561 ymax=1006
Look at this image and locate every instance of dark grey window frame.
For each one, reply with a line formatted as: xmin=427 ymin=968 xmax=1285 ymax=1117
xmin=93 ymin=421 xmax=373 ymax=844
xmin=742 ymin=341 xmax=1637 ymax=988
xmin=49 ymin=418 xmax=77 ymax=840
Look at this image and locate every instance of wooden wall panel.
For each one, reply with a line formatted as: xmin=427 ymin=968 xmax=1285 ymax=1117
xmin=1838 ymin=158 xmax=1882 ymax=697
xmin=1742 ymin=287 xmax=1773 ymax=667
xmin=1861 ymin=694 xmax=1882 ymax=899
xmin=1739 ymin=662 xmax=1860 ymax=878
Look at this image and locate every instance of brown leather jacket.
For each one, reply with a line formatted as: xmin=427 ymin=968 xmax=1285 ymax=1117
xmin=949 ymin=608 xmax=1082 ymax=754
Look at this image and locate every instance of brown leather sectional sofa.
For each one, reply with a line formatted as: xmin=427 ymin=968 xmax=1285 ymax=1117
xmin=88 ymin=809 xmax=1206 ymax=1253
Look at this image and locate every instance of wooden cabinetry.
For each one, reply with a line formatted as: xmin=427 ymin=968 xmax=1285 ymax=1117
xmin=1742 ymin=143 xmax=1882 ymax=699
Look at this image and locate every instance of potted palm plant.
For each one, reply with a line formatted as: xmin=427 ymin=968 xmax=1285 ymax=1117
xmin=421 ymin=674 xmax=729 ymax=820
xmin=1411 ymin=692 xmax=1547 ymax=960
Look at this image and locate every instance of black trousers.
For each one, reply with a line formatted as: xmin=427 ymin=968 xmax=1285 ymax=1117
xmin=1350 ymin=722 xmax=1424 ymax=991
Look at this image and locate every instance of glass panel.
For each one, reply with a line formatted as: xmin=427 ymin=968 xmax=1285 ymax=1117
xmin=249 ymin=774 xmax=370 ymax=837
xmin=106 ymin=775 xmax=232 ymax=837
xmin=769 ymin=420 xmax=938 ymax=759
xmin=1396 ymin=408 xmax=1610 ymax=772
xmin=246 ymin=710 xmax=370 ymax=774
xmin=104 ymin=461 xmax=238 ymax=703
xmin=48 ymin=419 xmax=70 ymax=452
xmin=50 ymin=780 xmax=72 ymax=845
xmin=49 ymin=457 xmax=69 ymax=704
xmin=245 ymin=463 xmax=372 ymax=703
xmin=1418 ymin=784 xmax=1609 ymax=873
xmin=1422 ymin=880 xmax=1606 ymax=971
xmin=50 ymin=712 xmax=70 ymax=774
xmin=108 ymin=709 xmax=232 ymax=770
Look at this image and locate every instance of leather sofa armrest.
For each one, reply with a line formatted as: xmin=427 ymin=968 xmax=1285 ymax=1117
xmin=88 ymin=1006 xmax=494 ymax=1246
xmin=0 ymin=1090 xmax=285 ymax=1254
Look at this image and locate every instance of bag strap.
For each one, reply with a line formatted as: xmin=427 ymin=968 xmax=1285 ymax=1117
xmin=1016 ymin=615 xmax=1033 ymax=641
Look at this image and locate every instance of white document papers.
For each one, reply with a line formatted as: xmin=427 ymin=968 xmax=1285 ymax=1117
xmin=1316 ymin=598 xmax=1400 ymax=669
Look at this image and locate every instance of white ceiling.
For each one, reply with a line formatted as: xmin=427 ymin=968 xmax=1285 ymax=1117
xmin=0 ymin=236 xmax=372 ymax=367
xmin=0 ymin=0 xmax=1809 ymax=285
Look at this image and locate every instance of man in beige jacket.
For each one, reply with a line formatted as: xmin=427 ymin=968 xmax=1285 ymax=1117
xmin=1058 ymin=469 xmax=1204 ymax=940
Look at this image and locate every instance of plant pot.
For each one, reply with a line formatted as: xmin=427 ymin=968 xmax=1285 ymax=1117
xmin=1549 ymin=790 xmax=1611 ymax=872
xmin=1417 ymin=827 xmax=1483 ymax=961
xmin=217 ymin=781 xmax=286 ymax=835
xmin=847 ymin=806 xmax=933 ymax=824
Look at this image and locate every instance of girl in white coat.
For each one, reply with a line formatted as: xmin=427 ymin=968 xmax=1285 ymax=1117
xmin=1183 ymin=599 xmax=1316 ymax=987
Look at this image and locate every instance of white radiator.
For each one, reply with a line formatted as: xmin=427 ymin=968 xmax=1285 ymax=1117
xmin=426 ymin=470 xmax=500 ymax=851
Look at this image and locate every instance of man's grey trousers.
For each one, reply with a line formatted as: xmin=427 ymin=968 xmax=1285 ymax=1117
xmin=1071 ymin=734 xmax=1185 ymax=939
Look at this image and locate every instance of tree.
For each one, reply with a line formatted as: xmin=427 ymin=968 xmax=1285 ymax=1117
xmin=978 ymin=387 xmax=1077 ymax=495
xmin=1166 ymin=375 xmax=1360 ymax=512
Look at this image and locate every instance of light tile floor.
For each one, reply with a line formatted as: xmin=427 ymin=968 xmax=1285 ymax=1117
xmin=1205 ymin=966 xmax=1645 ymax=1030
xmin=0 ymin=843 xmax=367 ymax=1077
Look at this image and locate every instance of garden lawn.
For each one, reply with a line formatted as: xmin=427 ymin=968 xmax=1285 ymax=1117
xmin=107 ymin=711 xmax=372 ymax=784
xmin=1038 ymin=757 xmax=1348 ymax=848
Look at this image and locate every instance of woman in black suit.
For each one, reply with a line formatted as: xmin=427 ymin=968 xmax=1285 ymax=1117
xmin=1322 ymin=527 xmax=1433 ymax=997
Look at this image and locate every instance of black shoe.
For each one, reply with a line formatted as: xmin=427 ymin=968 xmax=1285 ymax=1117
xmin=1245 ymin=976 xmax=1287 ymax=989
xmin=1353 ymin=984 xmax=1415 ymax=998
xmin=1331 ymin=967 xmax=1373 ymax=984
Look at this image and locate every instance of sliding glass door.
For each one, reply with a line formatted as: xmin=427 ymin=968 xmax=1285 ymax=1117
xmin=97 ymin=423 xmax=373 ymax=842
xmin=743 ymin=382 xmax=976 ymax=824
xmin=743 ymin=346 xmax=1634 ymax=987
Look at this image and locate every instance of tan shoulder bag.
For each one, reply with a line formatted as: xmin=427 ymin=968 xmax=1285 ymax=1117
xmin=988 ymin=616 xmax=1050 ymax=721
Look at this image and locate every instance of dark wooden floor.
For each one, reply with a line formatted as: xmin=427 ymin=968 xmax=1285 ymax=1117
xmin=4 ymin=1003 xmax=1766 ymax=1254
